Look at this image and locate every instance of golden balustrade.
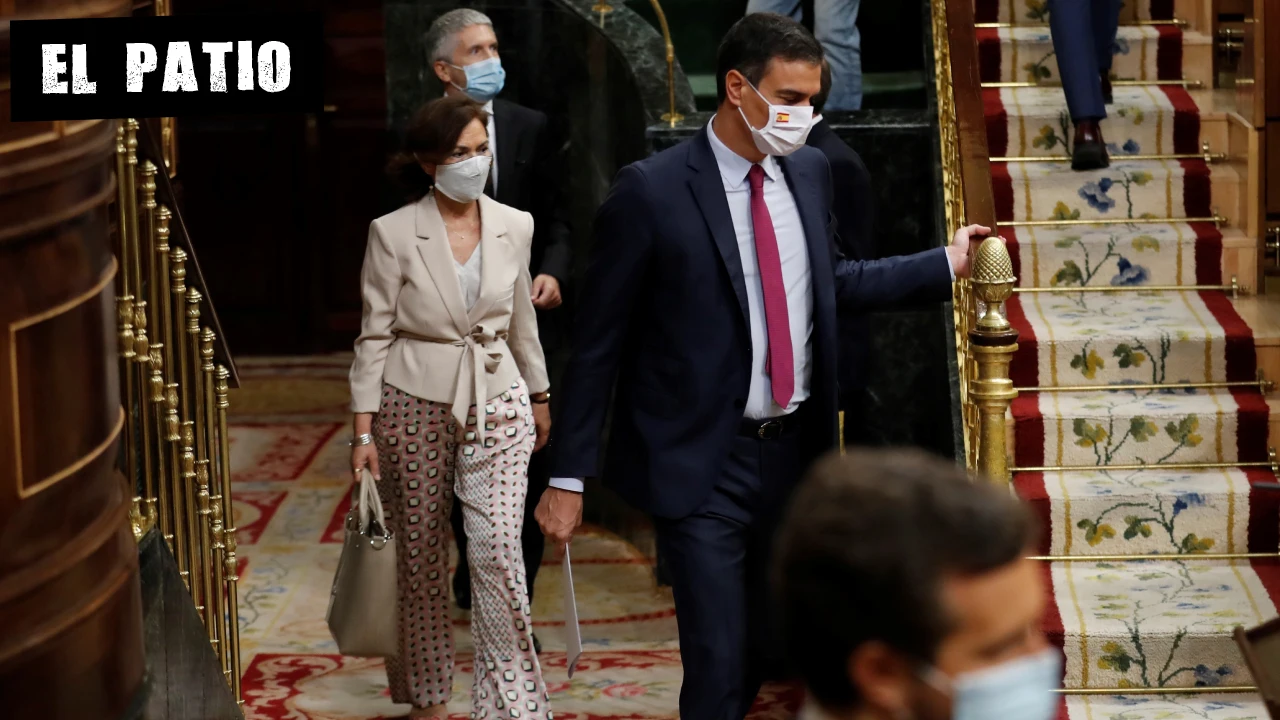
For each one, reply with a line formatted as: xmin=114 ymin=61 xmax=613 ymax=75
xmin=587 ymin=0 xmax=684 ymax=127
xmin=111 ymin=118 xmax=243 ymax=705
xmin=929 ymin=0 xmax=1016 ymax=482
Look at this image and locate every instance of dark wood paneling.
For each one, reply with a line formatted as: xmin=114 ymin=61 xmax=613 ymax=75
xmin=171 ymin=0 xmax=389 ymax=354
xmin=311 ymin=3 xmax=389 ymax=348
xmin=1268 ymin=0 xmax=1280 ymax=120
xmin=0 ymin=4 xmax=146 ymax=711
xmin=1268 ymin=122 xmax=1280 ymax=214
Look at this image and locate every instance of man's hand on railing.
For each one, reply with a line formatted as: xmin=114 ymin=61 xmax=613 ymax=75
xmin=946 ymin=224 xmax=995 ymax=279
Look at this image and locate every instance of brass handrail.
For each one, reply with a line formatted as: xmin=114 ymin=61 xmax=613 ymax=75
xmin=591 ymin=0 xmax=684 ymax=127
xmin=646 ymin=0 xmax=684 ymax=127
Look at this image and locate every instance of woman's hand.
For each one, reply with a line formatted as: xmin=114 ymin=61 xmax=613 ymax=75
xmin=532 ymin=402 xmax=551 ymax=452
xmin=351 ymin=443 xmax=380 ymax=482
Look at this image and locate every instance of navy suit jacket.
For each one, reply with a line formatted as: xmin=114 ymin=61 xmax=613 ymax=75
xmin=806 ymin=120 xmax=875 ymax=409
xmin=552 ymin=126 xmax=952 ymax=519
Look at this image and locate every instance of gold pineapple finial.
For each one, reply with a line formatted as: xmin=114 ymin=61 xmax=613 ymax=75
xmin=970 ymin=235 xmax=1015 ymax=332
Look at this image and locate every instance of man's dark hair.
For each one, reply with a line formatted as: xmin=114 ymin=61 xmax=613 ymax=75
xmin=772 ymin=450 xmax=1037 ymax=711
xmin=716 ymin=13 xmax=824 ymax=103
xmin=812 ymin=59 xmax=832 ymax=115
xmin=387 ymin=95 xmax=489 ymax=202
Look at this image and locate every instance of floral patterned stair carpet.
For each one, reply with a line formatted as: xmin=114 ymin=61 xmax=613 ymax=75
xmin=226 ymin=355 xmax=801 ymax=720
xmin=975 ymin=0 xmax=1279 ymax=716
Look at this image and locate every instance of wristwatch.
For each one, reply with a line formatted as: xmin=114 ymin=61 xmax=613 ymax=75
xmin=530 ymin=390 xmax=551 ymax=404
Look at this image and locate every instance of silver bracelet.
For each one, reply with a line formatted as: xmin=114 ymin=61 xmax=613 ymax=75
xmin=350 ymin=433 xmax=373 ymax=447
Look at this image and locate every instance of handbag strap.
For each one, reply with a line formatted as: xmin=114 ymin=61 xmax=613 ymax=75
xmin=357 ymin=468 xmax=391 ymax=542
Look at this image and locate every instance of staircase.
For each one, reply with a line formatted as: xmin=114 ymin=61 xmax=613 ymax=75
xmin=966 ymin=0 xmax=1280 ymax=716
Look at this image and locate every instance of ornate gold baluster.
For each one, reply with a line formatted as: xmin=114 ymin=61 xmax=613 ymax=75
xmin=215 ymin=365 xmax=242 ymax=701
xmin=968 ymin=237 xmax=1019 ymax=484
xmin=166 ymin=380 xmax=187 ymax=583
xmin=149 ymin=344 xmax=172 ymax=541
xmin=134 ymin=300 xmax=157 ymax=531
xmin=168 ymin=243 xmax=193 ymax=584
xmin=181 ymin=421 xmax=204 ymax=619
xmin=114 ymin=124 xmax=138 ymax=497
xmin=200 ymin=328 xmax=225 ymax=657
xmin=188 ymin=288 xmax=215 ymax=634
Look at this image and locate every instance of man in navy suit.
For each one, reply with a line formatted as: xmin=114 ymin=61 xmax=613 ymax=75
xmin=536 ymin=14 xmax=990 ymax=720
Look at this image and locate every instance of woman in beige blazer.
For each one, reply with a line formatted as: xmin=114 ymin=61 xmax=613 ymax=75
xmin=348 ymin=96 xmax=553 ymax=720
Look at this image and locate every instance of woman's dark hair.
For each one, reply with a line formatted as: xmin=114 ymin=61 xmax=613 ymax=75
xmin=387 ymin=95 xmax=490 ymax=202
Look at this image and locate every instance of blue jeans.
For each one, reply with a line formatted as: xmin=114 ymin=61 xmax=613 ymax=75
xmin=745 ymin=0 xmax=863 ymax=111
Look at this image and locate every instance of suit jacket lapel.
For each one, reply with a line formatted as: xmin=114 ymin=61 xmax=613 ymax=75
xmin=414 ymin=194 xmax=471 ymax=335
xmin=467 ymin=195 xmax=511 ymax=323
xmin=492 ymin=99 xmax=518 ymax=205
xmin=688 ymin=127 xmax=750 ymax=330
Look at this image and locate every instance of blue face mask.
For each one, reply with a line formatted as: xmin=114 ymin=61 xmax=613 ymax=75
xmin=922 ymin=648 xmax=1062 ymax=720
xmin=451 ymin=57 xmax=505 ymax=103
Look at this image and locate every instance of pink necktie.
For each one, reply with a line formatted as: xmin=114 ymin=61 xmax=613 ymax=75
xmin=747 ymin=164 xmax=793 ymax=409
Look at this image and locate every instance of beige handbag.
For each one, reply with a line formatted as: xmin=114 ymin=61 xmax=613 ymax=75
xmin=326 ymin=468 xmax=399 ymax=657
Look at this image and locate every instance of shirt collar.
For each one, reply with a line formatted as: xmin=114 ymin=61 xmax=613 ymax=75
xmin=707 ymin=115 xmax=779 ymax=190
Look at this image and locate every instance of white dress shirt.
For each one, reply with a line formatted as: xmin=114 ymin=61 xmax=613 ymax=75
xmin=484 ymin=99 xmax=497 ymax=193
xmin=454 ymin=245 xmax=482 ymax=310
xmin=549 ymin=118 xmax=815 ymax=494
xmin=705 ymin=117 xmax=813 ymax=420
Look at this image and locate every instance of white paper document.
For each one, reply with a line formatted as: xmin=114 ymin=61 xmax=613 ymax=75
xmin=562 ymin=545 xmax=583 ymax=677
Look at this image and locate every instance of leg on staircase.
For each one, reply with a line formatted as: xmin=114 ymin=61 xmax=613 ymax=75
xmin=1048 ymin=0 xmax=1114 ymax=169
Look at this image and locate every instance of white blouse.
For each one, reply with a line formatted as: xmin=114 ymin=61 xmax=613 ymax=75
xmin=454 ymin=245 xmax=482 ymax=311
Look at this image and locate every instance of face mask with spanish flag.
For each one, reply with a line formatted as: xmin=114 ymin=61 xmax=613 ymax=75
xmin=738 ymin=80 xmax=821 ymax=157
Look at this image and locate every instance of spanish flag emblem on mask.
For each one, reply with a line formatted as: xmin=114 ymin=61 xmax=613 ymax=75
xmin=775 ymin=111 xmax=790 ymax=123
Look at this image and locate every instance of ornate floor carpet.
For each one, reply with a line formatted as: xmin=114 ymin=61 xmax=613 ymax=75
xmin=226 ymin=355 xmax=801 ymax=720
xmin=975 ymin=0 xmax=1278 ymax=716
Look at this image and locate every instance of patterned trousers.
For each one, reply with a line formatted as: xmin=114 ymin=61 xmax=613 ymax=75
xmin=373 ymin=380 xmax=551 ymax=718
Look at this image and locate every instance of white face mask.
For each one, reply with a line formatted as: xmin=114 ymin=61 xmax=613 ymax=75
xmin=433 ymin=155 xmax=491 ymax=203
xmin=921 ymin=648 xmax=1062 ymax=720
xmin=737 ymin=81 xmax=821 ymax=157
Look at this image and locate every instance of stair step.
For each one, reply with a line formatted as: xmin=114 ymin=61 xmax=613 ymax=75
xmin=1008 ymin=290 xmax=1258 ymax=387
xmin=993 ymin=159 xmax=1236 ymax=224
xmin=977 ymin=26 xmax=1210 ymax=85
xmin=985 ymin=86 xmax=1205 ymax=159
xmin=1047 ymin=558 xmax=1280 ymax=689
xmin=1011 ymin=388 xmax=1270 ymax=466
xmin=1006 ymin=221 xmax=1227 ymax=288
xmin=1060 ymin=693 xmax=1268 ymax=717
xmin=1015 ymin=467 xmax=1280 ymax=556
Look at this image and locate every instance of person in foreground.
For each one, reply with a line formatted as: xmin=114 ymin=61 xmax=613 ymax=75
xmin=537 ymin=13 xmax=994 ymax=720
xmin=348 ymin=95 xmax=553 ymax=720
xmin=424 ymin=10 xmax=574 ymax=651
xmin=775 ymin=450 xmax=1060 ymax=720
xmin=1048 ymin=0 xmax=1122 ymax=170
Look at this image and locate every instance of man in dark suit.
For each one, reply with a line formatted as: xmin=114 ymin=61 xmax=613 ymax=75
xmin=425 ymin=9 xmax=572 ymax=652
xmin=1048 ymin=0 xmax=1122 ymax=170
xmin=805 ymin=59 xmax=876 ymax=447
xmin=535 ymin=14 xmax=990 ymax=720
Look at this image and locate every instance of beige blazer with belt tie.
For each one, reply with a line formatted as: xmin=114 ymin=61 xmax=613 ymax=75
xmin=349 ymin=192 xmax=549 ymax=438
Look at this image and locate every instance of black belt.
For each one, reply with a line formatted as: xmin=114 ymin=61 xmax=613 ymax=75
xmin=739 ymin=408 xmax=804 ymax=440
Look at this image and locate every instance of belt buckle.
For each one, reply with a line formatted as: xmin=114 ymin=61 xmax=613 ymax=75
xmin=757 ymin=419 xmax=783 ymax=440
